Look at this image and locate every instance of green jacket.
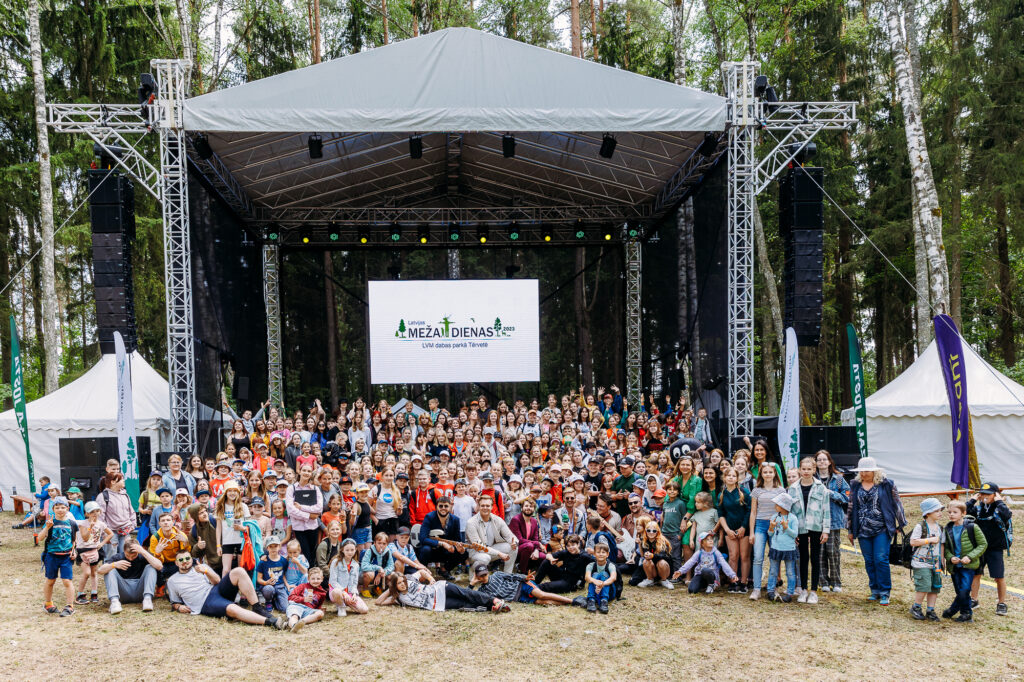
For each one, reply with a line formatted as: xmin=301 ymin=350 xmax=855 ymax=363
xmin=787 ymin=479 xmax=831 ymax=533
xmin=943 ymin=517 xmax=988 ymax=570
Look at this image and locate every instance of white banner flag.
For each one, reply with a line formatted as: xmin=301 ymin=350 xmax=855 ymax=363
xmin=777 ymin=327 xmax=801 ymax=471
xmin=114 ymin=332 xmax=140 ymax=507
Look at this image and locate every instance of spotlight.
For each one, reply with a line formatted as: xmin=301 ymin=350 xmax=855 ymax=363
xmin=476 ymin=226 xmax=489 ymax=244
xmin=763 ymin=86 xmax=780 ymax=113
xmin=754 ymin=75 xmax=769 ymax=98
xmin=417 ymin=226 xmax=430 ymax=244
xmin=328 ymin=222 xmax=339 ymax=241
xmin=448 ymin=222 xmax=461 ymax=242
xmin=599 ymin=133 xmax=617 ymax=159
xmin=266 ymin=226 xmax=280 ymax=242
xmin=389 ymin=222 xmax=401 ymax=243
xmin=194 ymin=133 xmax=213 ymax=160
xmin=603 ymin=230 xmax=612 ymax=241
xmin=508 ymin=222 xmax=520 ymax=241
xmin=627 ymin=223 xmax=641 ymax=240
xmin=574 ymin=219 xmax=585 ymax=240
xmin=698 ymin=132 xmax=718 ymax=157
xmin=542 ymin=226 xmax=553 ymax=242
xmin=308 ymin=134 xmax=323 ymax=159
xmin=502 ymin=134 xmax=516 ymax=159
xmin=137 ymin=73 xmax=156 ymax=105
xmin=788 ymin=141 xmax=818 ymax=164
xmin=409 ymin=135 xmax=423 ymax=159
xmin=302 ymin=235 xmax=310 ymax=244
xmin=358 ymin=226 xmax=370 ymax=244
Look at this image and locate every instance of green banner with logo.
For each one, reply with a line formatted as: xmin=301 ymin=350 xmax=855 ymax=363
xmin=846 ymin=323 xmax=868 ymax=459
xmin=10 ymin=316 xmax=35 ymax=492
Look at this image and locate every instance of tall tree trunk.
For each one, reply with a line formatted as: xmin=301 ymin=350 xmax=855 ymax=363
xmin=570 ymin=0 xmax=582 ymax=57
xmin=313 ymin=0 xmax=322 ymax=62
xmin=0 ymin=217 xmax=12 ymax=408
xmin=946 ymin=0 xmax=963 ymax=326
xmin=883 ymin=0 xmax=950 ymax=313
xmin=912 ymin=195 xmax=931 ymax=353
xmin=29 ymin=0 xmax=59 ymax=393
xmin=753 ymin=206 xmax=784 ymax=352
xmin=381 ymin=0 xmax=389 ymax=44
xmin=703 ymin=0 xmax=726 ymax=78
xmin=762 ymin=302 xmax=779 ymax=414
xmin=672 ymin=0 xmax=687 ymax=85
xmin=590 ymin=0 xmax=598 ymax=59
xmin=574 ymin=247 xmax=593 ymax=391
xmin=995 ymin=191 xmax=1015 ymax=366
xmin=211 ymin=0 xmax=225 ymax=89
xmin=174 ymin=0 xmax=194 ymax=69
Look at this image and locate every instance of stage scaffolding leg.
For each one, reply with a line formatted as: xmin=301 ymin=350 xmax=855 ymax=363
xmin=725 ymin=61 xmax=758 ymax=442
xmin=263 ymin=244 xmax=284 ymax=407
xmin=154 ymin=59 xmax=197 ymax=454
xmin=625 ymin=240 xmax=642 ymax=410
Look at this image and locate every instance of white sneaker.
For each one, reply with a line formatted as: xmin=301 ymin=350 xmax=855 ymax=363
xmin=795 ymin=587 xmax=805 ymax=597
xmin=141 ymin=596 xmax=153 ymax=612
xmin=797 ymin=591 xmax=809 ymax=604
xmin=749 ymin=588 xmax=761 ymax=600
xmin=109 ymin=599 xmax=122 ymax=615
xmin=807 ymin=591 xmax=818 ymax=604
xmin=638 ymin=579 xmax=655 ymax=588
xmin=821 ymin=585 xmax=832 ymax=592
xmin=706 ymin=585 xmax=714 ymax=594
xmin=337 ymin=604 xmax=347 ymax=617
xmin=832 ymin=586 xmax=842 ymax=593
xmin=660 ymin=580 xmax=675 ymax=590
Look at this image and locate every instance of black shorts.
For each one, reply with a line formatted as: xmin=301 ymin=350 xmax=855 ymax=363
xmin=221 ymin=543 xmax=242 ymax=555
xmin=977 ymin=550 xmax=1005 ymax=580
xmin=200 ymin=575 xmax=240 ymax=617
xmin=374 ymin=517 xmax=399 ymax=536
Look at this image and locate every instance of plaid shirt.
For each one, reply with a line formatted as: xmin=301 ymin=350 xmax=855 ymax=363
xmin=787 ymin=480 xmax=832 ymax=533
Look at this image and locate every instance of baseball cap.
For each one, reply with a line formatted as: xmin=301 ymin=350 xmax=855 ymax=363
xmin=355 ymin=482 xmax=370 ymax=492
xmin=66 ymin=486 xmax=82 ymax=494
xmin=620 ymin=456 xmax=635 ymax=467
xmin=480 ymin=472 xmax=494 ymax=481
xmin=653 ymin=489 xmax=667 ymax=499
xmin=156 ymin=488 xmax=172 ymax=497
xmin=84 ymin=501 xmax=101 ymax=514
xmin=52 ymin=496 xmax=69 ymax=507
xmin=263 ymin=470 xmax=278 ymax=479
xmin=397 ymin=526 xmax=411 ymax=536
xmin=265 ymin=536 xmax=282 ymax=546
xmin=275 ymin=480 xmax=289 ymax=488
xmin=215 ymin=461 xmax=231 ymax=470
xmin=474 ymin=564 xmax=490 ymax=576
xmin=395 ymin=472 xmax=409 ymax=480
xmin=978 ymin=482 xmax=1000 ymax=494
xmin=175 ymin=488 xmax=190 ymax=497
xmin=233 ymin=459 xmax=245 ymax=466
xmin=250 ymin=497 xmax=265 ymax=507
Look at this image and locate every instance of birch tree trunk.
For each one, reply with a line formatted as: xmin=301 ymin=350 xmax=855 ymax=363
xmin=28 ymin=0 xmax=60 ymax=393
xmin=672 ymin=0 xmax=687 ymax=85
xmin=174 ymin=0 xmax=194 ymax=69
xmin=882 ymin=0 xmax=949 ymax=313
xmin=570 ymin=0 xmax=582 ymax=57
xmin=211 ymin=0 xmax=225 ymax=90
xmin=912 ymin=193 xmax=931 ymax=353
xmin=590 ymin=0 xmax=598 ymax=59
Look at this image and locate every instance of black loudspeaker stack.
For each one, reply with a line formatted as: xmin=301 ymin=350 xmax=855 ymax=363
xmin=88 ymin=169 xmax=138 ymax=355
xmin=780 ymin=166 xmax=824 ymax=346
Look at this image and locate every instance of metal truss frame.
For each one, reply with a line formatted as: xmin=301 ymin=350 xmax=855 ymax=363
xmin=263 ymin=244 xmax=284 ymax=406
xmin=256 ymin=203 xmax=648 ymax=227
xmin=723 ymin=61 xmax=856 ymax=440
xmin=625 ymin=239 xmax=642 ymax=410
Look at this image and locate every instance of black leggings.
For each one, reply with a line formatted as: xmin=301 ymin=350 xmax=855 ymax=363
xmin=797 ymin=533 xmax=822 ymax=591
xmin=293 ymin=529 xmax=319 ymax=565
xmin=443 ymin=583 xmax=495 ymax=610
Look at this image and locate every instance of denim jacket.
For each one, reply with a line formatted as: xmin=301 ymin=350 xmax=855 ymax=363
xmin=818 ymin=473 xmax=850 ymax=531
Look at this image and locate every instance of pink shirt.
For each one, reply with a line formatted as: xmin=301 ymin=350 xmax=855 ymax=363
xmin=285 ymin=484 xmax=323 ymax=532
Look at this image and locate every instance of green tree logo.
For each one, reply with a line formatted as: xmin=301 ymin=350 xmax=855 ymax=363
xmin=440 ymin=315 xmax=452 ymax=337
xmin=396 ymin=319 xmax=407 ymax=338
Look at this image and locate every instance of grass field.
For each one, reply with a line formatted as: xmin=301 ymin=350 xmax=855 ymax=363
xmin=0 ymin=505 xmax=1020 ymax=681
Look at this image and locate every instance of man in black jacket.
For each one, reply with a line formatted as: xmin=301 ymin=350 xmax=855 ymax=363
xmin=967 ymin=482 xmax=1014 ymax=616
xmin=416 ymin=498 xmax=466 ymax=576
xmin=533 ymin=534 xmax=595 ymax=593
xmin=471 ymin=565 xmax=574 ymax=606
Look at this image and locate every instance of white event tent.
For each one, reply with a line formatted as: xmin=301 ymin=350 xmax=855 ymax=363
xmin=841 ymin=340 xmax=1024 ymax=492
xmin=0 ymin=352 xmax=228 ymax=508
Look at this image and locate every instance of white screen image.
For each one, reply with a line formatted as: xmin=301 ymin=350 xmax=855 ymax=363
xmin=368 ymin=279 xmax=540 ymax=384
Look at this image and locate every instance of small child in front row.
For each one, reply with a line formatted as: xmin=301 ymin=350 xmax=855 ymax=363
xmin=675 ymin=531 xmax=738 ymax=593
xmin=39 ymin=496 xmax=79 ymax=616
xmin=909 ymin=497 xmax=944 ymax=621
xmin=284 ymin=539 xmax=310 ymax=593
xmin=942 ymin=499 xmax=987 ymax=623
xmin=688 ymin=492 xmax=719 ymax=551
xmin=256 ymin=536 xmax=289 ymax=612
xmin=286 ymin=565 xmax=328 ymax=632
xmin=766 ymin=492 xmax=799 ymax=602
xmin=75 ymin=501 xmax=113 ymax=605
xmin=584 ymin=539 xmax=617 ymax=614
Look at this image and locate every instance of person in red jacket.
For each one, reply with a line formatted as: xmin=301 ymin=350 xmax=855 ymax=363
xmin=479 ymin=473 xmax=505 ymax=520
xmin=285 ymin=565 xmax=328 ymax=632
xmin=409 ymin=471 xmax=438 ymax=526
xmin=509 ymin=497 xmax=545 ymax=572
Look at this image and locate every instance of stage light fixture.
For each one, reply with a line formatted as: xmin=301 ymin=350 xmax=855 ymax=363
xmin=599 ymin=133 xmax=617 ymax=159
xmin=509 ymin=222 xmax=520 ymax=241
xmin=409 ymin=135 xmax=423 ymax=159
xmin=358 ymin=226 xmax=370 ymax=244
xmin=627 ymin=223 xmax=641 ymax=240
xmin=302 ymin=236 xmax=310 ymax=244
xmin=477 ymin=226 xmax=489 ymax=244
xmin=788 ymin=141 xmax=818 ymax=164
xmin=542 ymin=226 xmax=553 ymax=242
xmin=502 ymin=134 xmax=516 ymax=159
xmin=389 ymin=222 xmax=402 ymax=243
xmin=267 ymin=226 xmax=280 ymax=242
xmin=448 ymin=222 xmax=461 ymax=242
xmin=763 ymin=85 xmax=780 ymax=113
xmin=328 ymin=222 xmax=339 ymax=242
xmin=194 ymin=133 xmax=213 ymax=160
xmin=417 ymin=226 xmax=430 ymax=244
xmin=754 ymin=75 xmax=769 ymax=98
xmin=698 ymin=132 xmax=718 ymax=157
xmin=137 ymin=73 xmax=156 ymax=105
xmin=574 ymin=219 xmax=586 ymax=240
xmin=603 ymin=230 xmax=612 ymax=241
xmin=308 ymin=134 xmax=323 ymax=159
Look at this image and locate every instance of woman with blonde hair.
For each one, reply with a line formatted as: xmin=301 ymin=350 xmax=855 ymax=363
xmin=636 ymin=518 xmax=675 ymax=589
xmin=215 ymin=481 xmax=251 ymax=577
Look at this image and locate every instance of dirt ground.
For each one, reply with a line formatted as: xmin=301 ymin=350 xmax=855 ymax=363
xmin=0 ymin=509 xmax=1020 ymax=681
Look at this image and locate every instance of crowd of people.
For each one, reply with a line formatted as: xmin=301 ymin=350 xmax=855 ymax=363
xmin=12 ymin=385 xmax=1014 ymax=627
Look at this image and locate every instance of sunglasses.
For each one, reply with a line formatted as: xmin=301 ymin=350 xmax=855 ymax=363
xmin=176 ymin=557 xmax=192 ymax=563
xmin=645 ymin=528 xmax=658 ymax=534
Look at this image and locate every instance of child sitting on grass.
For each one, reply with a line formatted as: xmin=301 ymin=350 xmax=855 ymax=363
xmin=584 ymin=538 xmax=617 ymax=614
xmin=909 ymin=497 xmax=944 ymax=621
xmin=766 ymin=492 xmax=799 ymax=602
xmin=286 ymin=565 xmax=328 ymax=632
xmin=675 ymin=531 xmax=738 ymax=593
xmin=39 ymin=496 xmax=79 ymax=616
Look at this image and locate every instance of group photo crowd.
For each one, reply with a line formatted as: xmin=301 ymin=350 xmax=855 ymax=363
xmin=11 ymin=386 xmax=1014 ymax=629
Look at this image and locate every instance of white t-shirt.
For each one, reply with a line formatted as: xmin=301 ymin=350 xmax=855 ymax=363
xmin=167 ymin=569 xmax=214 ymax=614
xmin=220 ymin=503 xmax=251 ymax=545
xmin=399 ymin=578 xmax=447 ymax=611
xmin=372 ymin=485 xmax=399 ymax=521
xmin=451 ymin=495 xmax=476 ymax=532
xmin=910 ymin=520 xmax=942 ymax=569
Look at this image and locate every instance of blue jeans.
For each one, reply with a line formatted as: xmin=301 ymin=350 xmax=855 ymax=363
xmin=950 ymin=566 xmax=975 ymax=616
xmin=751 ymin=519 xmax=770 ymax=587
xmin=587 ymin=583 xmax=611 ymax=602
xmin=857 ymin=532 xmax=892 ymax=595
xmin=767 ymin=556 xmax=796 ymax=595
xmin=261 ymin=582 xmax=289 ymax=612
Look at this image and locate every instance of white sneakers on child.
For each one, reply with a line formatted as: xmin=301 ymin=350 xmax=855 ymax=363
xmin=337 ymin=604 xmax=347 ymax=617
xmin=705 ymin=585 xmax=714 ymax=594
xmin=807 ymin=591 xmax=818 ymax=604
xmin=660 ymin=580 xmax=675 ymax=590
xmin=749 ymin=588 xmax=761 ymax=600
xmin=797 ymin=591 xmax=809 ymax=603
xmin=141 ymin=596 xmax=153 ymax=612
xmin=638 ymin=579 xmax=655 ymax=588
xmin=109 ymin=599 xmax=122 ymax=615
xmin=821 ymin=585 xmax=832 ymax=592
